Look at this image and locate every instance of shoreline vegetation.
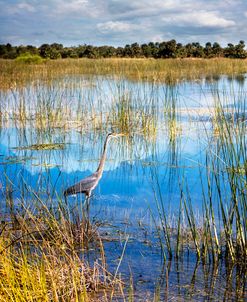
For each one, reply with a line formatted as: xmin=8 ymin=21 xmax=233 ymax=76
xmin=1 ymin=57 xmax=247 ymax=90
xmin=0 ymin=57 xmax=246 ymax=300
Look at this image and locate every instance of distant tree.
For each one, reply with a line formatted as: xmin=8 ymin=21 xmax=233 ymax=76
xmin=115 ymin=47 xmax=124 ymax=57
xmin=212 ymin=42 xmax=223 ymax=57
xmin=50 ymin=43 xmax=63 ymax=51
xmin=148 ymin=42 xmax=159 ymax=58
xmin=83 ymin=45 xmax=99 ymax=58
xmin=0 ymin=40 xmax=246 ymax=60
xmin=77 ymin=44 xmax=87 ymax=58
xmin=235 ymin=40 xmax=247 ymax=59
xmin=98 ymin=46 xmax=116 ymax=57
xmin=61 ymin=47 xmax=78 ymax=58
xmin=39 ymin=44 xmax=61 ymax=59
xmin=16 ymin=45 xmax=38 ymax=56
xmin=158 ymin=39 xmax=177 ymax=58
xmin=123 ymin=44 xmax=132 ymax=57
xmin=26 ymin=45 xmax=39 ymax=55
xmin=130 ymin=43 xmax=142 ymax=57
xmin=49 ymin=49 xmax=61 ymax=59
xmin=224 ymin=43 xmax=235 ymax=58
xmin=204 ymin=42 xmax=213 ymax=58
xmin=141 ymin=44 xmax=152 ymax=58
xmin=6 ymin=43 xmax=12 ymax=52
xmin=191 ymin=42 xmax=204 ymax=58
xmin=185 ymin=43 xmax=193 ymax=57
xmin=3 ymin=43 xmax=18 ymax=59
xmin=0 ymin=44 xmax=7 ymax=57
xmin=39 ymin=44 xmax=49 ymax=58
xmin=176 ymin=43 xmax=187 ymax=58
xmin=224 ymin=40 xmax=247 ymax=59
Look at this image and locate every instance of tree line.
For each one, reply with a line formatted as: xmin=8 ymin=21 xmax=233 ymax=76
xmin=0 ymin=40 xmax=246 ymax=59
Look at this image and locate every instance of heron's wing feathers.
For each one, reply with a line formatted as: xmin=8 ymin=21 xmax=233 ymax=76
xmin=64 ymin=173 xmax=99 ymax=196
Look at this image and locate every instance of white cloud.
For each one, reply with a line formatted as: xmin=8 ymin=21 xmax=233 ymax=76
xmin=163 ymin=11 xmax=235 ymax=28
xmin=2 ymin=1 xmax=36 ymax=14
xmin=97 ymin=21 xmax=138 ymax=33
xmin=18 ymin=2 xmax=36 ymax=12
xmin=55 ymin=0 xmax=88 ymax=13
xmin=52 ymin=0 xmax=102 ymax=18
xmin=127 ymin=0 xmax=182 ymax=11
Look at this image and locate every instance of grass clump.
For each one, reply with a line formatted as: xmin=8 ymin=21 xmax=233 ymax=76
xmin=0 ymin=192 xmax=118 ymax=301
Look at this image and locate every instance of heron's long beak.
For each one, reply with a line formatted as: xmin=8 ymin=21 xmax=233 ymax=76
xmin=112 ymin=133 xmax=127 ymax=138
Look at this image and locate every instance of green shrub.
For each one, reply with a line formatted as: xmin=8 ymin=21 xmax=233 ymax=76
xmin=15 ymin=52 xmax=44 ymax=64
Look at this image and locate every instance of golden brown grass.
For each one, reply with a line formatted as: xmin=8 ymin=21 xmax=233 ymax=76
xmin=0 ymin=198 xmax=122 ymax=302
xmin=1 ymin=58 xmax=247 ymax=90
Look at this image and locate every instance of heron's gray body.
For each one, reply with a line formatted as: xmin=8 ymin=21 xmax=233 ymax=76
xmin=63 ymin=133 xmax=123 ymax=197
xmin=63 ymin=172 xmax=101 ymax=197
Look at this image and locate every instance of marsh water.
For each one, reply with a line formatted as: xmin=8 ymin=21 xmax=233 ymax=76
xmin=0 ymin=74 xmax=246 ymax=300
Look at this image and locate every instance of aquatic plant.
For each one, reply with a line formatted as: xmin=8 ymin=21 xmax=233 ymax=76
xmin=154 ymin=88 xmax=247 ymax=265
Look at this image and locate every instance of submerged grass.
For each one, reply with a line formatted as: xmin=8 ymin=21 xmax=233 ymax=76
xmin=0 ymin=69 xmax=161 ymax=140
xmin=153 ymin=89 xmax=247 ymax=267
xmin=1 ymin=57 xmax=246 ymax=138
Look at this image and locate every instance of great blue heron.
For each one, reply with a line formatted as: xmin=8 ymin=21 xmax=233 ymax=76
xmin=63 ymin=133 xmax=124 ymax=198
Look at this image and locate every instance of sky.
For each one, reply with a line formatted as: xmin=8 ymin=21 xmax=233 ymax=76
xmin=0 ymin=0 xmax=247 ymax=47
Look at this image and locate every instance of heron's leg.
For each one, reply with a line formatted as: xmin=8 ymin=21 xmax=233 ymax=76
xmin=83 ymin=191 xmax=91 ymax=210
xmin=84 ymin=193 xmax=91 ymax=236
xmin=64 ymin=194 xmax=68 ymax=206
xmin=85 ymin=193 xmax=91 ymax=216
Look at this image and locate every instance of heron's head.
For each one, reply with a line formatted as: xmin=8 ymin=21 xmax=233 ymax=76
xmin=107 ymin=132 xmax=126 ymax=139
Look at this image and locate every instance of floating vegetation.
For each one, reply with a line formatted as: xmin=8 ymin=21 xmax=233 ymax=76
xmin=32 ymin=162 xmax=61 ymax=168
xmin=14 ymin=143 xmax=65 ymax=150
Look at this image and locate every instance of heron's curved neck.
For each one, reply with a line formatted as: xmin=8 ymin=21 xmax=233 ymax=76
xmin=96 ymin=135 xmax=111 ymax=174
